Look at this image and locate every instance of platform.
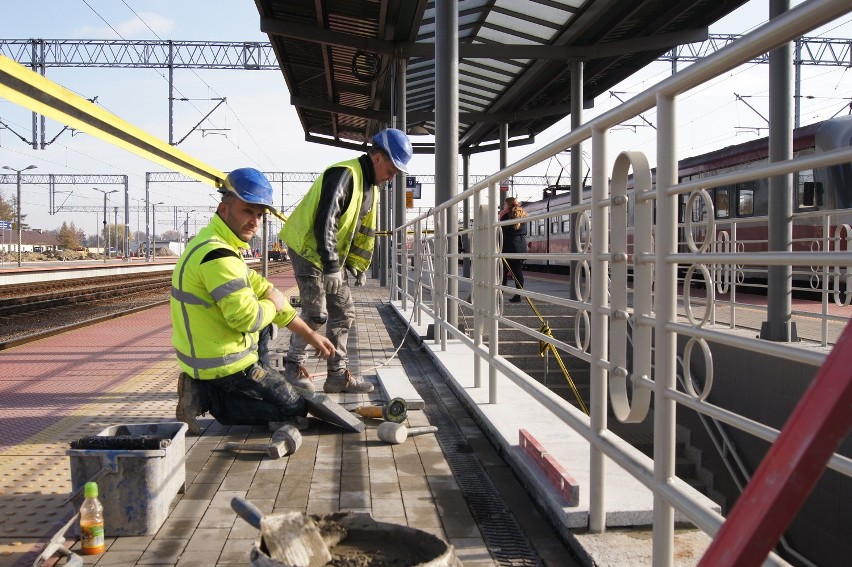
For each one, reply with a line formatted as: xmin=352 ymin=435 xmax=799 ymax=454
xmin=0 ymin=273 xmax=706 ymax=567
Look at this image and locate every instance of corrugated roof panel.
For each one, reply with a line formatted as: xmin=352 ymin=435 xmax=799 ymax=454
xmin=549 ymin=0 xmax=587 ymax=9
xmin=484 ymin=12 xmax=563 ymax=42
xmin=493 ymin=0 xmax=577 ymax=27
xmin=477 ymin=25 xmax=542 ymax=46
xmin=257 ymin=0 xmax=751 ymax=151
xmin=458 ymin=62 xmax=514 ymax=82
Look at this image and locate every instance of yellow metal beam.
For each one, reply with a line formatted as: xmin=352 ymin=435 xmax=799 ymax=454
xmin=0 ymin=55 xmax=225 ymax=187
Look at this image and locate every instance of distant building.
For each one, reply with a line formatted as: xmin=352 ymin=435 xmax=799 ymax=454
xmin=0 ymin=228 xmax=60 ymax=253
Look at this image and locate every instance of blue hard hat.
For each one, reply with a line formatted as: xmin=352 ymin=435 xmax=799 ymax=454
xmin=221 ymin=168 xmax=274 ymax=208
xmin=371 ymin=128 xmax=413 ymax=173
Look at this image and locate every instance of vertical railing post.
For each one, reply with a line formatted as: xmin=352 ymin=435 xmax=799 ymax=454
xmin=399 ymin=227 xmax=407 ymax=303
xmin=473 ymin=189 xmax=483 ymax=389
xmin=414 ymin=219 xmax=423 ymax=327
xmin=435 ymin=211 xmax=447 ymax=349
xmin=488 ymin=181 xmax=499 ymax=404
xmin=653 ymin=93 xmax=678 ymax=567
xmin=588 ymin=127 xmax=609 ymax=533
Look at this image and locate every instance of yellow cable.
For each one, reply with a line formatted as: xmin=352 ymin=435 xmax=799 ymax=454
xmin=502 ymin=258 xmax=588 ymax=414
xmin=0 ymin=55 xmax=225 ymax=187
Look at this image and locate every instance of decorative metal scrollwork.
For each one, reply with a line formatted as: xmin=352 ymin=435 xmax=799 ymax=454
xmin=684 ymin=189 xmax=715 ymax=254
xmin=715 ymin=230 xmax=731 ymax=295
xmin=809 ymin=239 xmax=823 ymax=290
xmin=683 ymin=263 xmax=714 ymax=328
xmin=682 ymin=337 xmax=713 ymax=401
xmin=574 ymin=260 xmax=591 ymax=303
xmin=832 ymin=223 xmax=852 ymax=306
xmin=609 ymin=151 xmax=652 ymax=423
xmin=574 ymin=308 xmax=591 ymax=353
xmin=575 ymin=210 xmax=591 ymax=253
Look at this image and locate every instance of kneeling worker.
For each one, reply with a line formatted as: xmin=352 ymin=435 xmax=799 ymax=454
xmin=172 ymin=167 xmax=335 ymax=434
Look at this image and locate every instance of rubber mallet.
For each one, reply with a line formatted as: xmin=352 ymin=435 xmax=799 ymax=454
xmin=376 ymin=422 xmax=438 ymax=445
xmin=221 ymin=424 xmax=302 ymax=459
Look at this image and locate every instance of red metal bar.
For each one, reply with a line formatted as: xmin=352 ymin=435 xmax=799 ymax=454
xmin=699 ymin=320 xmax=852 ymax=566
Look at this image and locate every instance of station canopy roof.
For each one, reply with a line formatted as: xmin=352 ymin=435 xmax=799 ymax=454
xmin=254 ymin=0 xmax=749 ymax=155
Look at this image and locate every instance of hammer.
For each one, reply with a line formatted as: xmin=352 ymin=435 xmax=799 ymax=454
xmin=221 ymin=424 xmax=302 ymax=459
xmin=376 ymin=422 xmax=438 ymax=445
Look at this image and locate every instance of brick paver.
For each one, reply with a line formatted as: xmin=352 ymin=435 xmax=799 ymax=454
xmin=0 ymin=277 xmax=510 ymax=566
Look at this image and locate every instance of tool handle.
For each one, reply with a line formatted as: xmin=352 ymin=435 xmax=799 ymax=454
xmin=231 ymin=495 xmax=263 ymax=529
xmin=407 ymin=426 xmax=439 ymax=437
xmin=355 ymin=405 xmax=384 ymax=419
xmin=221 ymin=442 xmax=267 ymax=452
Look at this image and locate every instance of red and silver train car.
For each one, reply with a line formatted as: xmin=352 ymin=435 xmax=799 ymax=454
xmin=523 ymin=116 xmax=852 ymax=281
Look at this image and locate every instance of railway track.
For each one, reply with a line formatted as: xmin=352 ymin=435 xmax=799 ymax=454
xmin=0 ymin=263 xmax=293 ymax=349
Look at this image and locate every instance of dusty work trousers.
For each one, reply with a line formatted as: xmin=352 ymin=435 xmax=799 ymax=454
xmin=286 ymin=250 xmax=355 ymax=374
xmin=199 ymin=362 xmax=307 ymax=426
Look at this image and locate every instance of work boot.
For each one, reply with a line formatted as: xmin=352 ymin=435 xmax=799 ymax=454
xmin=268 ymin=416 xmax=310 ymax=432
xmin=283 ymin=362 xmax=315 ymax=393
xmin=323 ymin=369 xmax=374 ymax=393
xmin=176 ymin=373 xmax=204 ymax=435
xmin=509 ymin=295 xmax=522 ymax=303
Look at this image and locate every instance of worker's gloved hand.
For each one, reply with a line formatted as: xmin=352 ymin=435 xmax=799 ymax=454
xmin=346 ymin=266 xmax=367 ymax=287
xmin=323 ymin=271 xmax=343 ymax=295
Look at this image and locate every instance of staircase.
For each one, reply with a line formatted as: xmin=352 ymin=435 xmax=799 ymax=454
xmin=459 ymin=297 xmax=726 ymax=512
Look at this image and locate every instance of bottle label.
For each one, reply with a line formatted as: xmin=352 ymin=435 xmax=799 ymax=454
xmin=81 ymin=521 xmax=105 ymax=554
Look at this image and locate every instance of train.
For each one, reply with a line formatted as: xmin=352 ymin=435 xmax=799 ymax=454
xmin=522 ymin=115 xmax=852 ymax=284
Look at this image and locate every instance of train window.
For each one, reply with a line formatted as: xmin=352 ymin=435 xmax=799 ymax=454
xmin=800 ymin=181 xmax=822 ymax=208
xmin=691 ymin=195 xmax=706 ymax=222
xmin=537 ymin=219 xmax=545 ymax=236
xmin=561 ymin=216 xmax=570 ymax=233
xmin=737 ymin=185 xmax=754 ymax=216
xmin=715 ymin=187 xmax=730 ymax=219
xmin=551 ymin=217 xmax=561 ymax=234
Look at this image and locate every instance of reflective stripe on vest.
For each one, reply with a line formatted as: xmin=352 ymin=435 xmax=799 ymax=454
xmin=172 ymin=235 xmax=261 ymax=378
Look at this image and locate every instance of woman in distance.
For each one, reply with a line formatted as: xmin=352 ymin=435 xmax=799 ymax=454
xmin=499 ymin=196 xmax=528 ymax=303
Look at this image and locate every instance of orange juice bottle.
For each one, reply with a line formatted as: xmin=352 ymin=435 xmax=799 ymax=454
xmin=80 ymin=481 xmax=105 ymax=555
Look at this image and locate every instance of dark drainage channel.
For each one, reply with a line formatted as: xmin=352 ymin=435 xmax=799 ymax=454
xmin=378 ymin=305 xmax=544 ymax=567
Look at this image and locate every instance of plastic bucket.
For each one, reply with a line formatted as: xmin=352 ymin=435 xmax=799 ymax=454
xmin=67 ymin=422 xmax=187 ymax=536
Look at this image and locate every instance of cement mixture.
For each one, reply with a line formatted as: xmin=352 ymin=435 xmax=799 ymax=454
xmin=255 ymin=513 xmax=456 ymax=567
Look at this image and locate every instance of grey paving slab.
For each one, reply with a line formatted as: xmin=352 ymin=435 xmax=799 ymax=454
xmin=10 ymin=276 xmax=595 ymax=567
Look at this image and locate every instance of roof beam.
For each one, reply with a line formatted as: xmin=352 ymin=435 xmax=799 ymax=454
xmin=261 ymin=18 xmax=708 ymax=61
xmin=290 ymin=96 xmax=390 ymax=121
xmin=290 ymin=95 xmax=592 ymax=124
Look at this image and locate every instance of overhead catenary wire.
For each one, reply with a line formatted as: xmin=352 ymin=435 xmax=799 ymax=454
xmin=82 ymin=0 xmax=276 ymax=171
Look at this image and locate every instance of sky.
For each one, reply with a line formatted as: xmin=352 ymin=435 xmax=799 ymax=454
xmin=1 ymin=0 xmax=851 ymax=236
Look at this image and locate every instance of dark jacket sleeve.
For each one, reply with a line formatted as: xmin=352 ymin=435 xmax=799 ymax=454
xmin=313 ymin=167 xmax=354 ymax=274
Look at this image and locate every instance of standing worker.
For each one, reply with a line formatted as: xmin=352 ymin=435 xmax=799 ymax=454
xmin=172 ymin=167 xmax=335 ymax=435
xmin=499 ymin=196 xmax=528 ymax=303
xmin=280 ymin=128 xmax=413 ymax=393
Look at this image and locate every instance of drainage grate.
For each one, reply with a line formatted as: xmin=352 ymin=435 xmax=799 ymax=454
xmin=379 ymin=305 xmax=543 ymax=567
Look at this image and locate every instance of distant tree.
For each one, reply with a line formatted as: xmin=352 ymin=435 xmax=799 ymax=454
xmin=0 ymin=191 xmax=27 ymax=228
xmin=0 ymin=190 xmax=13 ymax=222
xmin=57 ymin=222 xmax=81 ymax=250
xmin=162 ymin=229 xmax=180 ymax=242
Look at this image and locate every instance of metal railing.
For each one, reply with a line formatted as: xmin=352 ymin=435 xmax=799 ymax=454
xmin=390 ymin=1 xmax=852 ymax=565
